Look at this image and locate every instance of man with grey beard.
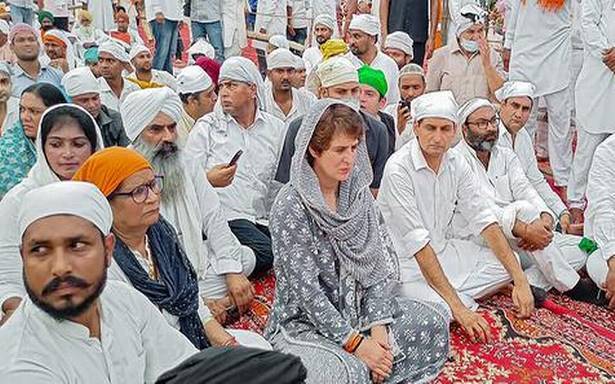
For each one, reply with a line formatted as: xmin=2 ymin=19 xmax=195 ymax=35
xmin=121 ymin=87 xmax=267 ymax=347
xmin=450 ymin=98 xmax=600 ymax=305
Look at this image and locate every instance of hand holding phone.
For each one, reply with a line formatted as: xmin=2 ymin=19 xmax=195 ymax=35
xmin=228 ymin=150 xmax=243 ymax=167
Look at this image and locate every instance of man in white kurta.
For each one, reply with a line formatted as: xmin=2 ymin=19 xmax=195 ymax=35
xmin=453 ymin=98 xmax=592 ymax=300
xmin=97 ymin=41 xmax=140 ymax=111
xmin=302 ymin=14 xmax=336 ymax=75
xmin=255 ymin=0 xmax=288 ymax=37
xmin=86 ymin=0 xmax=115 ymax=32
xmin=378 ymin=91 xmax=534 ymax=340
xmin=264 ymin=48 xmax=316 ymax=123
xmin=0 ymin=181 xmax=197 ymax=383
xmin=347 ymin=14 xmax=400 ymax=106
xmin=126 ymin=44 xmax=178 ymax=91
xmin=585 ymin=135 xmax=615 ymax=309
xmin=222 ymin=0 xmax=248 ymax=58
xmin=567 ymin=0 xmax=615 ymax=219
xmin=505 ymin=0 xmax=573 ymax=188
xmin=184 ymin=57 xmax=286 ymax=276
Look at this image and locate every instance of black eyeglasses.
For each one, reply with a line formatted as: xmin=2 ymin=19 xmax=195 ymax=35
xmin=466 ymin=116 xmax=500 ymax=130
xmin=110 ymin=176 xmax=164 ymax=204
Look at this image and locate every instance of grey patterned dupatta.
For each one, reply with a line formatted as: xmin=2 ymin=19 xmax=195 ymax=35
xmin=289 ymin=98 xmax=394 ymax=287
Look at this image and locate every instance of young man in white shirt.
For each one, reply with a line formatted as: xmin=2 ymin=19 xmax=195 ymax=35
xmin=378 ymin=91 xmax=535 ymax=343
xmin=185 ymin=57 xmax=286 ymax=276
xmin=97 ymin=40 xmax=140 ymax=111
xmin=126 ymin=44 xmax=178 ymax=91
xmin=302 ymin=14 xmax=335 ymax=75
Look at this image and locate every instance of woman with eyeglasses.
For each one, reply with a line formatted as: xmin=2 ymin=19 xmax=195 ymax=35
xmin=73 ymin=147 xmax=212 ymax=349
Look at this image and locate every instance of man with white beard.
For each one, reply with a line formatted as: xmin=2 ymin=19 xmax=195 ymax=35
xmin=121 ymin=87 xmax=270 ymax=347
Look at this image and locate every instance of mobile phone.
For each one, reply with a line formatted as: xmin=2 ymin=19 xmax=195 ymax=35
xmin=228 ymin=150 xmax=243 ymax=167
xmin=399 ymin=100 xmax=412 ymax=110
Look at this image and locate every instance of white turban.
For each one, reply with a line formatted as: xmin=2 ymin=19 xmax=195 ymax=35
xmin=349 ymin=14 xmax=380 ymax=36
xmin=399 ymin=63 xmax=425 ymax=81
xmin=313 ymin=14 xmax=336 ymax=31
xmin=267 ymin=48 xmax=296 ymax=70
xmin=219 ymin=56 xmax=266 ymax=110
xmin=294 ymin=55 xmax=305 ymax=70
xmin=187 ymin=38 xmax=215 ymax=64
xmin=268 ymin=34 xmax=290 ymax=49
xmin=457 ymin=98 xmax=495 ymax=125
xmin=0 ymin=20 xmax=9 ymax=35
xmin=120 ymin=87 xmax=184 ymax=142
xmin=19 ymin=181 xmax=113 ymax=243
xmin=457 ymin=4 xmax=487 ymax=36
xmin=316 ymin=57 xmax=358 ymax=88
xmin=0 ymin=61 xmax=11 ymax=76
xmin=129 ymin=44 xmax=150 ymax=61
xmin=177 ymin=65 xmax=213 ymax=95
xmin=495 ymin=81 xmax=536 ymax=102
xmin=411 ymin=91 xmax=459 ymax=124
xmin=62 ymin=66 xmax=100 ymax=97
xmin=384 ymin=31 xmax=414 ymax=57
xmin=98 ymin=40 xmax=130 ymax=63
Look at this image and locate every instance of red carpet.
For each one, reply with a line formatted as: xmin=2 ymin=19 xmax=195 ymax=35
xmin=227 ymin=272 xmax=615 ymax=383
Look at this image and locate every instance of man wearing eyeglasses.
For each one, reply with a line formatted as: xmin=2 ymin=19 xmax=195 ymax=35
xmin=451 ymin=98 xmax=601 ymax=305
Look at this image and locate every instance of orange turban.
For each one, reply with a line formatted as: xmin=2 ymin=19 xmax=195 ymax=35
xmin=72 ymin=147 xmax=151 ymax=197
xmin=42 ymin=33 xmax=67 ymax=48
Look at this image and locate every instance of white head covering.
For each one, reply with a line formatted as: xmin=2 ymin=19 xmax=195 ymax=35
xmin=313 ymin=14 xmax=336 ymax=31
xmin=62 ymin=67 xmax=100 ymax=97
xmin=0 ymin=20 xmax=9 ymax=35
xmin=177 ymin=65 xmax=213 ymax=95
xmin=19 ymin=181 xmax=113 ymax=242
xmin=384 ymin=31 xmax=414 ymax=57
xmin=219 ymin=56 xmax=266 ymax=110
xmin=268 ymin=34 xmax=290 ymax=49
xmin=457 ymin=3 xmax=487 ymax=36
xmin=27 ymin=104 xmax=105 ymax=188
xmin=316 ymin=57 xmax=358 ymax=88
xmin=98 ymin=40 xmax=130 ymax=63
xmin=495 ymin=81 xmax=536 ymax=102
xmin=348 ymin=14 xmax=380 ymax=36
xmin=129 ymin=44 xmax=150 ymax=62
xmin=294 ymin=55 xmax=305 ymax=70
xmin=411 ymin=91 xmax=459 ymax=124
xmin=187 ymin=38 xmax=215 ymax=64
xmin=398 ymin=63 xmax=425 ymax=82
xmin=120 ymin=87 xmax=183 ymax=142
xmin=267 ymin=48 xmax=296 ymax=70
xmin=457 ymin=98 xmax=495 ymax=125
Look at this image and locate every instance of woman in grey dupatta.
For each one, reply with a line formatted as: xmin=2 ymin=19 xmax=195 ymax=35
xmin=265 ymin=99 xmax=450 ymax=384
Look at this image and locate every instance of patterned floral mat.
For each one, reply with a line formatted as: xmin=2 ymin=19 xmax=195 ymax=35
xmin=228 ymin=272 xmax=615 ymax=383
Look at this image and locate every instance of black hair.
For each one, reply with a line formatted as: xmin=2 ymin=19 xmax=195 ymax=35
xmin=21 ymin=82 xmax=67 ymax=106
xmin=179 ymin=90 xmax=203 ymax=104
xmin=40 ymin=106 xmax=98 ymax=150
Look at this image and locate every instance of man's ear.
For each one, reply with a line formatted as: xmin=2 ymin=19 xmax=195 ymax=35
xmin=103 ymin=233 xmax=116 ymax=268
xmin=378 ymin=96 xmax=387 ymax=110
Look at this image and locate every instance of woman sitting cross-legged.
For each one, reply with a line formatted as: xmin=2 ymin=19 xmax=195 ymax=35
xmin=265 ymin=99 xmax=450 ymax=384
xmin=73 ymin=147 xmax=271 ymax=350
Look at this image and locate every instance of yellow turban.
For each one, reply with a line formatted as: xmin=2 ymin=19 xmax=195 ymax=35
xmin=320 ymin=39 xmax=349 ymax=61
xmin=72 ymin=147 xmax=151 ymax=197
xmin=78 ymin=9 xmax=93 ymax=23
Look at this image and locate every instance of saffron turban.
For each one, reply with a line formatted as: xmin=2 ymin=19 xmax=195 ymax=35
xmin=348 ymin=14 xmax=380 ymax=36
xmin=320 ymin=39 xmax=349 ymax=60
xmin=120 ymin=87 xmax=184 ymax=142
xmin=313 ymin=14 xmax=336 ymax=31
xmin=73 ymin=147 xmax=152 ymax=197
xmin=411 ymin=90 xmax=459 ymax=124
xmin=42 ymin=30 xmax=68 ymax=48
xmin=384 ymin=31 xmax=414 ymax=57
xmin=316 ymin=57 xmax=358 ymax=88
xmin=62 ymin=66 xmax=100 ymax=97
xmin=19 ymin=181 xmax=113 ymax=242
xmin=495 ymin=81 xmax=536 ymax=102
xmin=358 ymin=65 xmax=388 ymax=98
xmin=457 ymin=98 xmax=495 ymax=125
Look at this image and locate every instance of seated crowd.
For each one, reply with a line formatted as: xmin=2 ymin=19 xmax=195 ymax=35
xmin=0 ymin=1 xmax=613 ymax=383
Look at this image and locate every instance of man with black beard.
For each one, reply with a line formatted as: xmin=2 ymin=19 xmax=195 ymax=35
xmin=450 ymin=98 xmax=599 ymax=305
xmin=301 ymin=14 xmax=335 ymax=75
xmin=0 ymin=181 xmax=198 ymax=382
xmin=124 ymin=88 xmax=267 ymax=344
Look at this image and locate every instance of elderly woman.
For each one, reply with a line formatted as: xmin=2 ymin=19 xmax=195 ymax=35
xmin=265 ymin=99 xmax=450 ymax=384
xmin=73 ymin=147 xmax=271 ymax=350
xmin=0 ymin=83 xmax=67 ymax=199
xmin=0 ymin=104 xmax=103 ymax=324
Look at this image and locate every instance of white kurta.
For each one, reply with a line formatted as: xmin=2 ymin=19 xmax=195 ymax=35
xmin=88 ymin=0 xmax=115 ymax=32
xmin=506 ymin=0 xmax=572 ymax=97
xmin=98 ymin=77 xmax=140 ymax=112
xmin=574 ymin=0 xmax=615 ymax=135
xmin=222 ymin=0 xmax=248 ymax=54
xmin=0 ymin=281 xmax=197 ymax=384
xmin=264 ymin=87 xmax=316 ymax=123
xmin=349 ymin=50 xmax=400 ymax=106
xmin=255 ymin=0 xmax=289 ymax=36
xmin=377 ymin=139 xmax=512 ymax=311
xmin=184 ymin=109 xmax=286 ymax=224
xmin=302 ymin=46 xmax=322 ymax=75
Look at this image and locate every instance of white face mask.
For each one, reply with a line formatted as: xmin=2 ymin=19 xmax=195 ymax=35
xmin=460 ymin=38 xmax=479 ymax=53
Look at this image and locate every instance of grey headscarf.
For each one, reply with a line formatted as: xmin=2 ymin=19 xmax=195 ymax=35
xmin=289 ymin=98 xmax=394 ymax=286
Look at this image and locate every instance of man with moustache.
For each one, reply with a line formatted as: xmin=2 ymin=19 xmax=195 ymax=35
xmin=302 ymin=14 xmax=336 ymax=75
xmin=126 ymin=44 xmax=178 ymax=91
xmin=123 ymin=87 xmax=262 ymax=332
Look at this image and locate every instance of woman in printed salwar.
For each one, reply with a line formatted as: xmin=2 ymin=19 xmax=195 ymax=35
xmin=265 ymin=99 xmax=450 ymax=384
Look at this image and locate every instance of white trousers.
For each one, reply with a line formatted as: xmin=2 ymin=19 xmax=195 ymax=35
xmin=568 ymin=127 xmax=611 ymax=209
xmin=199 ymin=246 xmax=256 ymax=300
xmin=587 ymin=249 xmax=609 ymax=288
xmin=400 ymin=240 xmax=514 ymax=319
xmin=525 ymin=88 xmax=573 ymax=186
